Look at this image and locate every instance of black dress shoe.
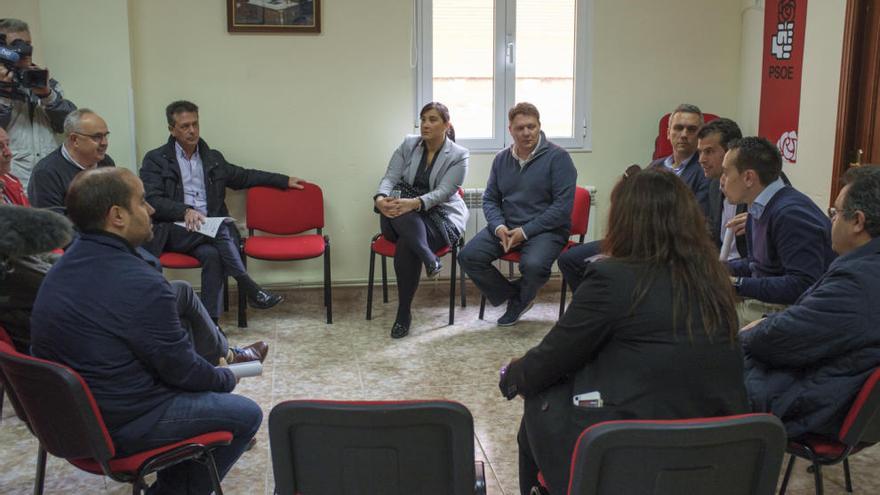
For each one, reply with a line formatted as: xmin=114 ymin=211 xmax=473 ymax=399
xmin=248 ymin=289 xmax=283 ymax=310
xmin=390 ymin=320 xmax=410 ymax=339
xmin=425 ymin=258 xmax=443 ymax=279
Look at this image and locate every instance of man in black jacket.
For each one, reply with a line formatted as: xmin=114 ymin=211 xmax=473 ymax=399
xmin=141 ymin=100 xmax=304 ymax=321
xmin=741 ymin=165 xmax=880 ymax=437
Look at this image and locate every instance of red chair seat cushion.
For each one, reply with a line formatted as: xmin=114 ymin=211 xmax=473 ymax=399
xmin=372 ymin=235 xmax=451 ymax=258
xmin=245 ymin=234 xmax=325 ymax=260
xmin=69 ymin=431 xmax=233 ymax=475
xmin=500 ymin=251 xmax=521 ymax=263
xmin=787 ymin=433 xmax=870 ymax=462
xmin=159 ymin=252 xmax=202 ymax=269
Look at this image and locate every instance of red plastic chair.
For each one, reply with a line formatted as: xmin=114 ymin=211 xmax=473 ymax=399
xmin=365 ymin=189 xmax=466 ymax=325
xmin=653 ymin=112 xmax=719 ymax=160
xmin=241 ymin=183 xmax=331 ymax=325
xmin=0 ymin=331 xmax=232 ymax=495
xmin=531 ymin=413 xmax=785 ymax=495
xmin=779 ymin=367 xmax=880 ymax=495
xmin=478 ymin=186 xmax=591 ymax=321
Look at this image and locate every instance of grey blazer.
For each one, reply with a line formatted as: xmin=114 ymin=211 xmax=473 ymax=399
xmin=376 ymin=135 xmax=469 ymax=235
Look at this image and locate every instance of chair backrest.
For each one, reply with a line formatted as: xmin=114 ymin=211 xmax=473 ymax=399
xmin=247 ymin=183 xmax=325 ymax=235
xmin=567 ymin=413 xmax=785 ymax=495
xmin=570 ymin=186 xmax=591 ymax=237
xmin=0 ymin=326 xmax=31 ymax=426
xmin=0 ymin=338 xmax=116 ymax=464
xmin=269 ymin=400 xmax=477 ymax=495
xmin=653 ymin=112 xmax=720 ymax=160
xmin=839 ymin=367 xmax=880 ymax=446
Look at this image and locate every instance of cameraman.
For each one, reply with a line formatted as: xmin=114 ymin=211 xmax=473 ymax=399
xmin=0 ymin=18 xmax=76 ymax=189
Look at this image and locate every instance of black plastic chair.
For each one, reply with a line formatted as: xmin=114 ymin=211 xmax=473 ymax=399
xmin=779 ymin=367 xmax=880 ymax=495
xmin=0 ymin=335 xmax=232 ymax=495
xmin=269 ymin=399 xmax=486 ymax=495
xmin=548 ymin=413 xmax=785 ymax=495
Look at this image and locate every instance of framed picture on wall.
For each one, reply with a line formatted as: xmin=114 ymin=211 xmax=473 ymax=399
xmin=227 ymin=0 xmax=321 ymax=33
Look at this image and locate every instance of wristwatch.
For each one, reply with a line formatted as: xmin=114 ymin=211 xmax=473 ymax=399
xmin=733 ymin=277 xmax=743 ymax=289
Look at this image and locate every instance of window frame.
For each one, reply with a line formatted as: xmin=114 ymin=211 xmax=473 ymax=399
xmin=414 ymin=0 xmax=593 ymax=152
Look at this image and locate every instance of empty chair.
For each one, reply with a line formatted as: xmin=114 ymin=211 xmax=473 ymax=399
xmin=269 ymin=400 xmax=486 ymax=495
xmin=241 ymin=183 xmax=332 ymax=325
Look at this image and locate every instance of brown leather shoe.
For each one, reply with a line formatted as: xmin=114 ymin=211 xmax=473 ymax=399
xmin=230 ymin=341 xmax=269 ymax=364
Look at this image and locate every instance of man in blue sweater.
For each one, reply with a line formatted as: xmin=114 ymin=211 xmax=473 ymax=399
xmin=30 ymin=167 xmax=261 ymax=494
xmin=460 ymin=102 xmax=577 ymax=326
xmin=741 ymin=165 xmax=880 ymax=438
xmin=721 ymin=136 xmax=835 ymax=323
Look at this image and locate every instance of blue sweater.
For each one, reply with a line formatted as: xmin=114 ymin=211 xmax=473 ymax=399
xmin=483 ymin=132 xmax=577 ymax=238
xmin=728 ymin=186 xmax=835 ymax=304
xmin=30 ymin=232 xmax=235 ymax=440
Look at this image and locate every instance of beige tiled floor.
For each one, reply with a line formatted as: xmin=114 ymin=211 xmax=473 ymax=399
xmin=1 ymin=281 xmax=877 ymax=494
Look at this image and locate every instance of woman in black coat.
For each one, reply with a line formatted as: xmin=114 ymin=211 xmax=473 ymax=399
xmin=499 ymin=168 xmax=749 ymax=494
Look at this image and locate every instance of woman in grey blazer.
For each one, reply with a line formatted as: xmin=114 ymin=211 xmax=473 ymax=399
xmin=374 ymin=102 xmax=469 ymax=338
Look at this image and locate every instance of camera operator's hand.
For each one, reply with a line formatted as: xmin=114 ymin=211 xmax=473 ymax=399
xmin=0 ymin=65 xmax=13 ymax=85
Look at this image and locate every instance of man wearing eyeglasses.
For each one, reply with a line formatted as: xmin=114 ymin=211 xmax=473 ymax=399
xmin=27 ymin=108 xmax=114 ymax=214
xmin=0 ymin=18 xmax=77 ymax=189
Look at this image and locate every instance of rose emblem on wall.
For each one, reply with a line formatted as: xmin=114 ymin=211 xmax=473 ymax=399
xmin=777 ymin=130 xmax=798 ymax=163
xmin=778 ymin=0 xmax=796 ymax=22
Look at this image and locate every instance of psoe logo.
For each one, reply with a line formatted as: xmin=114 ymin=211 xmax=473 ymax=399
xmin=777 ymin=130 xmax=798 ymax=163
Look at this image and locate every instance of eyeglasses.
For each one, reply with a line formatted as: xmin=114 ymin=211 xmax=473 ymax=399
xmin=73 ymin=131 xmax=110 ymax=144
xmin=828 ymin=207 xmax=843 ymax=220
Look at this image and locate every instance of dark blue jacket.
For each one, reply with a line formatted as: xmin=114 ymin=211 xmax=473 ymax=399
xmin=30 ymin=232 xmax=235 ymax=440
xmin=728 ymin=186 xmax=835 ymax=304
xmin=742 ymin=236 xmax=880 ymax=437
xmin=483 ymin=132 xmax=577 ymax=238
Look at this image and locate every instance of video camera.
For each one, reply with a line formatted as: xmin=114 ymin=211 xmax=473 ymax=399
xmin=0 ymin=33 xmax=48 ymax=96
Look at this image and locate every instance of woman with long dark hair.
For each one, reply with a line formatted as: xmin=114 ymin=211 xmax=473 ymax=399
xmin=499 ymin=168 xmax=748 ymax=494
xmin=374 ymin=102 xmax=469 ymax=338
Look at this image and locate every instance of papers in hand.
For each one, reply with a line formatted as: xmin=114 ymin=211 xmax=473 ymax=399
xmin=174 ymin=217 xmax=233 ymax=238
xmin=227 ymin=361 xmax=263 ymax=380
xmin=719 ymin=228 xmax=735 ymax=261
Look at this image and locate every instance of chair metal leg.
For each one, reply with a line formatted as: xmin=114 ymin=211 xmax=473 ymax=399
xmin=479 ymin=295 xmax=486 ymax=320
xmin=812 ymin=463 xmax=824 ymax=495
xmin=381 ymin=256 xmax=389 ymax=303
xmin=508 ymin=260 xmax=514 ymax=278
xmin=204 ymin=451 xmax=224 ymax=495
xmin=843 ymin=457 xmax=853 ymax=493
xmin=33 ymin=445 xmax=46 ymax=495
xmin=366 ymin=248 xmax=376 ymax=320
xmin=0 ymin=383 xmax=4 ymax=423
xmin=448 ymin=247 xmax=457 ymax=325
xmin=779 ymin=454 xmax=795 ymax=495
xmin=324 ymin=237 xmax=332 ymax=324
xmin=558 ymin=277 xmax=568 ymax=320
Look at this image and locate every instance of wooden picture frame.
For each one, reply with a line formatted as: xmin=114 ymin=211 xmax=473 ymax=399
xmin=227 ymin=0 xmax=321 ymax=33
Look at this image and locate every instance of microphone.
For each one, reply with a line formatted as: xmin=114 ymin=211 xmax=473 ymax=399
xmin=0 ymin=206 xmax=73 ymax=257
